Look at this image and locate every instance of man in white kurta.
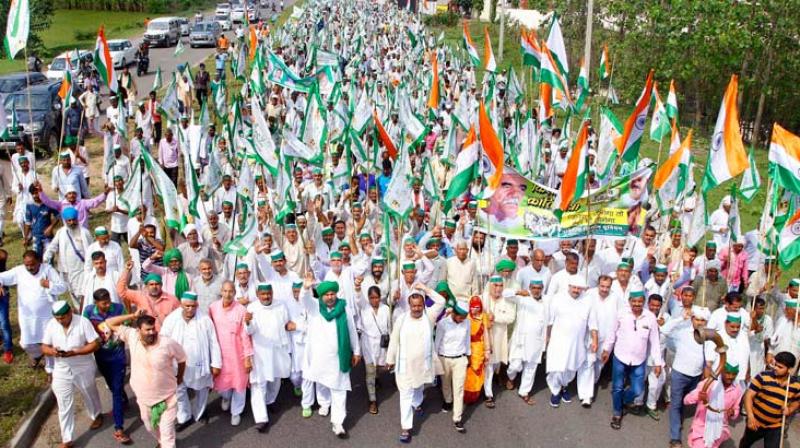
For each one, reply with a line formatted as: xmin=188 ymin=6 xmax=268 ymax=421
xmin=245 ymin=283 xmax=293 ymax=431
xmin=161 ymin=291 xmax=222 ymax=429
xmin=546 ymin=275 xmax=598 ymax=407
xmin=41 ymin=300 xmax=103 ymax=445
xmin=583 ymin=275 xmax=622 ymax=405
xmin=386 ymin=284 xmax=445 ymax=441
xmin=83 ymin=226 xmax=125 ymax=275
xmin=507 ymin=279 xmax=548 ymax=403
xmin=81 ymin=251 xmax=122 ymax=310
xmin=0 ymin=250 xmax=68 ymax=366
xmin=300 ymin=279 xmax=361 ymax=437
xmin=43 ymin=208 xmax=93 ymax=302
xmin=481 ymin=274 xmax=516 ymax=403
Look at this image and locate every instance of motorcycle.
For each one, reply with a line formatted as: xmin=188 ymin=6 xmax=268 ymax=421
xmin=136 ymin=56 xmax=149 ymax=77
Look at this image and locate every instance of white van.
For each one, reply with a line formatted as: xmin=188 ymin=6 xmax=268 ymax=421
xmin=144 ymin=17 xmax=180 ymax=48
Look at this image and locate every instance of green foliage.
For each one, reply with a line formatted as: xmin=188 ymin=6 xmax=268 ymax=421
xmin=423 ymin=11 xmax=460 ymax=28
xmin=73 ymin=29 xmax=96 ymax=41
xmin=0 ymin=0 xmax=54 ymax=55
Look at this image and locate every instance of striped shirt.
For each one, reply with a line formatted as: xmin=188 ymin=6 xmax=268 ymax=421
xmin=749 ymin=371 xmax=800 ymax=429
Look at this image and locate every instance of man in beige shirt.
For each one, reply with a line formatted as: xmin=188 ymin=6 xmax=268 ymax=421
xmin=444 ymin=240 xmax=478 ymax=305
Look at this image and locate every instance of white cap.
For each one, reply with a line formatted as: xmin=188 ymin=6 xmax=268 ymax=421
xmin=691 ymin=306 xmax=711 ymax=320
xmin=568 ymin=274 xmax=587 ymax=289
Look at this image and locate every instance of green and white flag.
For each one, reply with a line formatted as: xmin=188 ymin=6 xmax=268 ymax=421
xmin=451 ymin=91 xmax=471 ymax=131
xmin=283 ymin=130 xmax=324 ymax=166
xmin=422 ymin=158 xmax=441 ymax=202
xmin=152 ymin=66 xmax=162 ymax=91
xmin=649 ymin=85 xmax=670 ymax=143
xmin=224 ymin=212 xmax=258 ymax=256
xmin=183 ymin=139 xmax=202 ymax=219
xmin=739 ymin=147 xmax=761 ymax=203
xmin=143 ymin=151 xmax=187 ymax=231
xmin=116 ymin=96 xmax=127 ymax=139
xmin=159 ymin=74 xmax=180 ymax=121
xmin=0 ymin=100 xmax=18 ymax=139
xmin=118 ymin=156 xmax=145 ymax=216
xmin=397 ymin=88 xmax=426 ymax=147
xmin=213 ymin=81 xmax=226 ymax=117
xmin=507 ymin=67 xmax=524 ymax=104
xmin=382 ymin=141 xmax=413 ymax=219
xmin=174 ymin=38 xmax=185 ymax=57
xmin=273 ymin=155 xmax=295 ymax=225
xmin=686 ymin=190 xmax=707 ymax=248
xmin=596 ymin=106 xmax=622 ymax=183
xmin=351 ymin=88 xmax=372 ymax=135
xmin=4 ymin=0 xmax=29 ymax=60
xmin=728 ymin=189 xmax=742 ymax=243
xmin=236 ymin=158 xmax=255 ymax=205
xmin=249 ymin=95 xmax=279 ymax=176
xmin=300 ymin=84 xmax=328 ymax=160
xmin=202 ymin=148 xmax=223 ymax=195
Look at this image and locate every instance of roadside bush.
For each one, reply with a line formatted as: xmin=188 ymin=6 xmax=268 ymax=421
xmin=423 ymin=11 xmax=459 ymax=27
xmin=73 ymin=30 xmax=95 ymax=41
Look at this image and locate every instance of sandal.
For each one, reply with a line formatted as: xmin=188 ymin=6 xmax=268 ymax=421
xmin=520 ymin=395 xmax=535 ymax=406
xmin=113 ymin=430 xmax=132 ymax=445
xmin=610 ymin=416 xmax=622 ymax=430
xmin=484 ymin=398 xmax=496 ymax=409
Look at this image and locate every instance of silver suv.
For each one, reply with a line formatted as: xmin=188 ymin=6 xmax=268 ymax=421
xmin=190 ymin=22 xmax=221 ymax=48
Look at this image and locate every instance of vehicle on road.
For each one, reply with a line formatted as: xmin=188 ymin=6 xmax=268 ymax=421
xmin=177 ymin=17 xmax=190 ymax=36
xmin=216 ymin=2 xmax=231 ymax=15
xmin=1 ymin=81 xmax=66 ymax=154
xmin=45 ymin=50 xmax=92 ymax=81
xmin=143 ymin=17 xmax=180 ymax=48
xmin=215 ymin=12 xmax=232 ymax=31
xmin=0 ymin=72 xmax=47 ymax=104
xmin=190 ymin=22 xmax=222 ymax=48
xmin=230 ymin=4 xmax=245 ymax=22
xmin=247 ymin=5 xmax=260 ymax=22
xmin=108 ymin=39 xmax=136 ymax=69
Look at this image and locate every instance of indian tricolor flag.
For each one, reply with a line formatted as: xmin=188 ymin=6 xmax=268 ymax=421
xmin=597 ymin=44 xmax=610 ymax=81
xmin=538 ymin=82 xmax=553 ymax=125
xmin=57 ymin=58 xmax=73 ymax=107
xmin=666 ymin=79 xmax=679 ymax=121
xmin=649 ymin=83 xmax=670 ymax=143
xmin=94 ymin=26 xmax=117 ymax=93
xmin=520 ymin=28 xmax=541 ymax=69
xmin=444 ymin=126 xmax=479 ymax=202
xmin=462 ymin=21 xmax=480 ymax=67
xmin=4 ymin=0 xmax=29 ymax=60
xmin=654 ymin=125 xmax=692 ymax=214
xmin=614 ymin=69 xmax=654 ymax=163
xmin=483 ymin=26 xmax=496 ymax=73
xmin=701 ymin=75 xmax=748 ymax=195
xmin=539 ymin=41 xmax=572 ymax=107
xmin=769 ymin=123 xmax=800 ymax=195
xmin=779 ymin=209 xmax=800 ymax=268
xmin=478 ymin=101 xmax=504 ymax=198
xmin=248 ymin=25 xmax=258 ymax=61
xmin=427 ymin=52 xmax=439 ymax=119
xmin=373 ymin=109 xmax=397 ymax=160
xmin=556 ymin=120 xmax=590 ymax=215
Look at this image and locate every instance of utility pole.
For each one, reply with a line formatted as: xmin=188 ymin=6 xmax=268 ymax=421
xmin=583 ymin=0 xmax=594 ymax=79
xmin=498 ymin=0 xmax=506 ymax=63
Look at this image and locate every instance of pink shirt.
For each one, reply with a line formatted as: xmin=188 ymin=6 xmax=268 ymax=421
xmin=719 ymin=247 xmax=749 ymax=288
xmin=117 ymin=326 xmax=186 ymax=406
xmin=603 ymin=309 xmax=663 ymax=367
xmin=116 ymin=270 xmax=180 ymax=330
xmin=209 ymin=300 xmax=254 ymax=392
xmin=683 ymin=380 xmax=743 ymax=448
xmin=157 ymin=137 xmax=179 ymax=168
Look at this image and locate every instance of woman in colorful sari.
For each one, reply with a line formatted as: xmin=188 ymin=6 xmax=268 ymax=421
xmin=464 ymin=295 xmax=491 ymax=404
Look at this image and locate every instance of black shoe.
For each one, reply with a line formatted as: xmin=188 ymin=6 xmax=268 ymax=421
xmin=255 ymin=422 xmax=268 ymax=433
xmin=442 ymin=402 xmax=453 ymax=412
xmin=176 ymin=420 xmax=193 ymax=433
xmin=267 ymin=403 xmax=280 ymax=414
xmin=454 ymin=420 xmax=465 ymax=433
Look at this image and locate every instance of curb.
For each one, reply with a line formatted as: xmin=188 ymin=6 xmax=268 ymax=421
xmin=8 ymin=389 xmax=55 ymax=448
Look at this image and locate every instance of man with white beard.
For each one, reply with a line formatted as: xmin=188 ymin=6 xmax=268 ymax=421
xmin=546 ymin=275 xmax=598 ymax=408
xmin=160 ymin=291 xmax=222 ymax=431
xmin=506 ymin=279 xmax=548 ymax=405
xmin=245 ymin=283 xmax=293 ymax=433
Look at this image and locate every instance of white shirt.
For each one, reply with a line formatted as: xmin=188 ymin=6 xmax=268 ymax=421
xmin=42 ymin=315 xmax=99 ymax=374
xmin=435 ymin=316 xmax=471 ymax=357
xmin=662 ymin=314 xmax=707 ymax=377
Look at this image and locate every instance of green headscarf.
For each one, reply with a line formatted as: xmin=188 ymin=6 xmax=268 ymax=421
xmin=318 ymin=298 xmax=352 ymax=373
xmin=163 ymin=248 xmax=190 ymax=300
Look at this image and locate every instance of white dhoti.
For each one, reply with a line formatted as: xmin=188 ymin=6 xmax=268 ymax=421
xmin=398 ymin=386 xmax=424 ymax=430
xmin=52 ymin=369 xmax=102 ymax=443
xmin=508 ymin=359 xmax=539 ymax=397
xmin=576 ymin=356 xmax=596 ymax=401
xmin=219 ymin=389 xmax=246 ymax=417
xmin=483 ymin=362 xmax=499 ymax=398
xmin=251 ymin=380 xmax=282 ymax=424
xmin=546 ymin=370 xmax=576 ymax=395
xmin=176 ymin=384 xmax=210 ymax=424
xmin=315 ymin=384 xmax=347 ymax=425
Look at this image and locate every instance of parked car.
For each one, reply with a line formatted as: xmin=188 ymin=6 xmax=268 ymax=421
xmin=1 ymin=81 xmax=65 ymax=153
xmin=247 ymin=5 xmax=259 ymax=22
xmin=0 ymin=72 xmax=47 ymax=104
xmin=45 ymin=50 xmax=92 ymax=81
xmin=107 ymin=39 xmax=136 ymax=69
xmin=190 ymin=22 xmax=222 ymax=48
xmin=215 ymin=12 xmax=232 ymax=31
xmin=177 ymin=17 xmax=190 ymax=36
xmin=216 ymin=2 xmax=231 ymax=15
xmin=143 ymin=17 xmax=180 ymax=48
xmin=230 ymin=4 xmax=245 ymax=22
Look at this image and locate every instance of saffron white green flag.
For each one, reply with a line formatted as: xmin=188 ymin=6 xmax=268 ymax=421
xmin=768 ymin=123 xmax=800 ymax=196
xmin=649 ymin=84 xmax=670 ymax=143
xmin=654 ymin=127 xmax=691 ymax=214
xmin=738 ymin=147 xmax=760 ymax=203
xmin=545 ymin=14 xmax=569 ymax=77
xmin=4 ymin=0 xmax=29 ymax=60
xmin=596 ymin=106 xmax=622 ymax=182
xmin=778 ymin=209 xmax=800 ymax=268
xmin=444 ymin=126 xmax=479 ymax=203
xmin=666 ymin=80 xmax=679 ymax=121
xmin=94 ymin=26 xmax=118 ymax=93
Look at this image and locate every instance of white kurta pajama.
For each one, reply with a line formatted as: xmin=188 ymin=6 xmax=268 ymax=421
xmin=482 ymin=291 xmax=516 ymax=398
xmin=246 ymin=300 xmax=292 ymax=424
xmin=42 ymin=315 xmax=103 ymax=444
xmin=282 ymin=288 xmax=310 ymax=390
xmin=546 ymin=291 xmax=598 ymax=399
xmin=160 ymin=310 xmax=222 ymax=424
xmin=385 ymin=291 xmax=445 ymax=431
xmin=300 ymin=292 xmax=361 ymax=426
xmin=507 ymin=294 xmax=548 ymax=397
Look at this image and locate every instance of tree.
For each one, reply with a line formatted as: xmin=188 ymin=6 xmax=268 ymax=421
xmin=0 ymin=0 xmax=54 ymax=55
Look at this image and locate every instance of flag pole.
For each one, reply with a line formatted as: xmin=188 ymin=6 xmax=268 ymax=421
xmin=22 ymin=47 xmax=36 ymax=169
xmin=778 ymin=304 xmax=799 ymax=447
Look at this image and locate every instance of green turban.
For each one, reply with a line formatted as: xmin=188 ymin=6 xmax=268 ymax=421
xmin=495 ymin=259 xmax=516 ymax=272
xmin=316 ymin=281 xmax=339 ymax=296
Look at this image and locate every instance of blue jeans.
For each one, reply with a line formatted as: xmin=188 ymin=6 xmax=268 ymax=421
xmin=611 ymin=355 xmax=646 ymax=416
xmin=96 ymin=352 xmax=127 ymax=430
xmin=668 ymin=369 xmax=701 ymax=441
xmin=0 ymin=290 xmax=12 ymax=352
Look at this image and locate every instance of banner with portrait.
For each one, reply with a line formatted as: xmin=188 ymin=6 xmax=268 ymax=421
xmin=475 ymin=165 xmax=653 ymax=240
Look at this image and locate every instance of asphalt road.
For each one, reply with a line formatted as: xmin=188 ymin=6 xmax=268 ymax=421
xmin=31 ymin=361 xmax=800 ymax=447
